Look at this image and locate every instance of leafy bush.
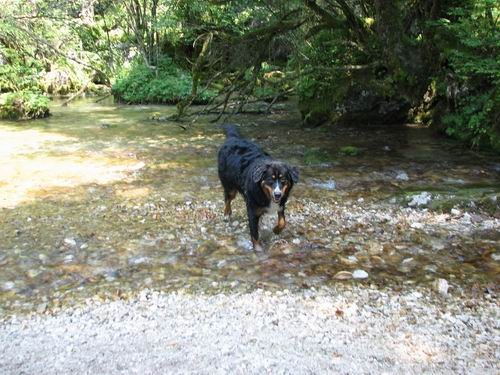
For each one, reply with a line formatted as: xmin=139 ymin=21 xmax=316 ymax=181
xmin=0 ymin=91 xmax=50 ymax=120
xmin=436 ymin=1 xmax=500 ymax=151
xmin=112 ymin=58 xmax=216 ymax=104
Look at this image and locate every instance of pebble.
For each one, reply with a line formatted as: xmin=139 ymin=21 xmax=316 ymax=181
xmin=333 ymin=271 xmax=352 ymax=280
xmin=434 ymin=278 xmax=449 ymax=296
xmin=408 ymin=192 xmax=431 ymax=207
xmin=63 ymin=238 xmax=77 ymax=247
xmin=2 ymin=281 xmax=15 ymax=291
xmin=395 ymin=171 xmax=409 ymax=181
xmin=352 ymin=270 xmax=369 ymax=279
xmin=311 ymin=179 xmax=336 ymax=191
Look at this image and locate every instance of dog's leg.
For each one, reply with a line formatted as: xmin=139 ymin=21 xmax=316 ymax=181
xmin=247 ymin=206 xmax=263 ymax=251
xmin=224 ymin=190 xmax=237 ymax=216
xmin=273 ymin=206 xmax=286 ymax=234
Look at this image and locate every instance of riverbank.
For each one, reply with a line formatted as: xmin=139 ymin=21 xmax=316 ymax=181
xmin=0 ymin=286 xmax=498 ymax=374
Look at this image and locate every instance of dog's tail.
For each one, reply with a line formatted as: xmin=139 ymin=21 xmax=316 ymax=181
xmin=222 ymin=124 xmax=241 ymax=138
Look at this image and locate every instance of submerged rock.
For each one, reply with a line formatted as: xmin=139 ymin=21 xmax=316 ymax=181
xmin=311 ymin=179 xmax=336 ymax=191
xmin=333 ymin=271 xmax=352 ymax=280
xmin=408 ymin=192 xmax=432 ymax=207
xmin=395 ymin=171 xmax=409 ymax=181
xmin=434 ymin=278 xmax=449 ymax=296
xmin=352 ymin=269 xmax=369 ymax=279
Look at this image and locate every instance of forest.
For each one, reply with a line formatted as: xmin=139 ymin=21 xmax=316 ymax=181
xmin=1 ymin=0 xmax=499 ymax=150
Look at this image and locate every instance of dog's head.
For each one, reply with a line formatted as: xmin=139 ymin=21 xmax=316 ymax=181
xmin=253 ymin=161 xmax=299 ymax=203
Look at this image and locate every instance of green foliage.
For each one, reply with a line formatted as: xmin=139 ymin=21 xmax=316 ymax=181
xmin=0 ymin=91 xmax=50 ymax=120
xmin=338 ymin=146 xmax=362 ymax=157
xmin=436 ymin=0 xmax=500 ymax=151
xmin=112 ymin=58 xmax=216 ymax=104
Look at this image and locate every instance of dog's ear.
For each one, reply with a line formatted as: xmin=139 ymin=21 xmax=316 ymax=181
xmin=288 ymin=166 xmax=299 ymax=183
xmin=252 ymin=163 xmax=268 ymax=183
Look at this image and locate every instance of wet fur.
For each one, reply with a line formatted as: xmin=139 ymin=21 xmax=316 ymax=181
xmin=218 ymin=124 xmax=299 ymax=251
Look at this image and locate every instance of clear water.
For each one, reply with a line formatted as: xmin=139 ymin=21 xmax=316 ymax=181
xmin=0 ymin=98 xmax=498 ymax=314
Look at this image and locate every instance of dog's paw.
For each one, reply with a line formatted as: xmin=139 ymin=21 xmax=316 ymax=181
xmin=273 ymin=225 xmax=285 ymax=235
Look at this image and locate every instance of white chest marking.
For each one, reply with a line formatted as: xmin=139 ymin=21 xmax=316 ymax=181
xmin=264 ymin=201 xmax=281 ymax=214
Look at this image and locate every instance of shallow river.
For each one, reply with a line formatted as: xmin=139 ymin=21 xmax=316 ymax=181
xmin=0 ymin=99 xmax=498 ymax=314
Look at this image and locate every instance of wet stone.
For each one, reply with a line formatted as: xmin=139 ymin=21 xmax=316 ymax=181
xmin=352 ymin=269 xmax=369 ymax=279
xmin=333 ymin=271 xmax=352 ymax=280
xmin=1 ymin=98 xmax=499 ymax=315
xmin=434 ymin=278 xmax=449 ymax=296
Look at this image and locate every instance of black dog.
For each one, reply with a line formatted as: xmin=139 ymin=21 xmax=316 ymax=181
xmin=218 ymin=124 xmax=299 ymax=251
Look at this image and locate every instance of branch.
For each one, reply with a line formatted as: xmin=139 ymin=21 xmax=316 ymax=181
xmin=11 ymin=21 xmax=109 ymax=83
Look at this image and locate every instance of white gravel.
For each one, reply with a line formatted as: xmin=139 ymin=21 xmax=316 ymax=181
xmin=1 ymin=288 xmax=498 ymax=374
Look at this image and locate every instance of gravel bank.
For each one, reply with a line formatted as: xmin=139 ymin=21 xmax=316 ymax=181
xmin=1 ymin=288 xmax=498 ymax=374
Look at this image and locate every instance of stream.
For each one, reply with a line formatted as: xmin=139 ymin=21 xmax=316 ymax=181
xmin=0 ymin=99 xmax=499 ymax=315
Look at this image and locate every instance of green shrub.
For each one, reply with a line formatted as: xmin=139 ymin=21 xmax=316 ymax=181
xmin=112 ymin=57 xmax=216 ymax=104
xmin=0 ymin=91 xmax=50 ymax=120
xmin=436 ymin=1 xmax=500 ymax=151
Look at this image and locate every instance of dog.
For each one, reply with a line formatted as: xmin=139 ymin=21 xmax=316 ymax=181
xmin=218 ymin=124 xmax=299 ymax=251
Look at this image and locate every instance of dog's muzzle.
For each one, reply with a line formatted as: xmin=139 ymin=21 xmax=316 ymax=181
xmin=273 ymin=185 xmax=282 ymax=202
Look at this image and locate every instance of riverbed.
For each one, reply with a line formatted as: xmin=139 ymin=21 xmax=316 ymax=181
xmin=0 ymin=99 xmax=499 ymax=315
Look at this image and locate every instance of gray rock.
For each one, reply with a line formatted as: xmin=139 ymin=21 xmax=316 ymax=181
xmin=63 ymin=238 xmax=77 ymax=247
xmin=408 ymin=192 xmax=431 ymax=207
xmin=395 ymin=171 xmax=409 ymax=181
xmin=434 ymin=278 xmax=449 ymax=296
xmin=311 ymin=179 xmax=336 ymax=191
xmin=352 ymin=269 xmax=369 ymax=279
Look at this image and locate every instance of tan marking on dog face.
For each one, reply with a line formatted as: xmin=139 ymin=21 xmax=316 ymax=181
xmin=282 ymin=184 xmax=288 ymax=196
xmin=261 ymin=180 xmax=274 ymax=200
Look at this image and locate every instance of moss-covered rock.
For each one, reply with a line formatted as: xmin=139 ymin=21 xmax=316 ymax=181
xmin=303 ymin=148 xmax=333 ymax=165
xmin=0 ymin=91 xmax=50 ymax=120
xmin=338 ymin=146 xmax=362 ymax=156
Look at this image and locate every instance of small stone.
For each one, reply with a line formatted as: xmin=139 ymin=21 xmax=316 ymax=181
xmin=424 ymin=264 xmax=437 ymax=273
xmin=333 ymin=271 xmax=352 ymax=280
xmin=128 ymin=256 xmax=149 ymax=266
xmin=63 ymin=238 xmax=77 ymax=247
xmin=292 ymin=238 xmax=301 ymax=245
xmin=402 ymin=257 xmax=414 ymax=264
xmin=395 ymin=171 xmax=409 ymax=181
xmin=352 ymin=269 xmax=369 ymax=279
xmin=2 ymin=281 xmax=15 ymax=291
xmin=27 ymin=269 xmax=41 ymax=278
xmin=311 ymin=179 xmax=336 ymax=191
xmin=408 ymin=192 xmax=431 ymax=207
xmin=434 ymin=278 xmax=449 ymax=296
xmin=410 ymin=222 xmax=424 ymax=229
xmin=36 ymin=303 xmax=47 ymax=314
xmin=231 ymin=221 xmax=239 ymax=227
xmin=450 ymin=208 xmax=461 ymax=216
xmin=492 ymin=253 xmax=500 ymax=262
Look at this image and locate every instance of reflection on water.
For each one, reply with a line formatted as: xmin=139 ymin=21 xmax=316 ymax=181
xmin=0 ymin=98 xmax=499 ymax=314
